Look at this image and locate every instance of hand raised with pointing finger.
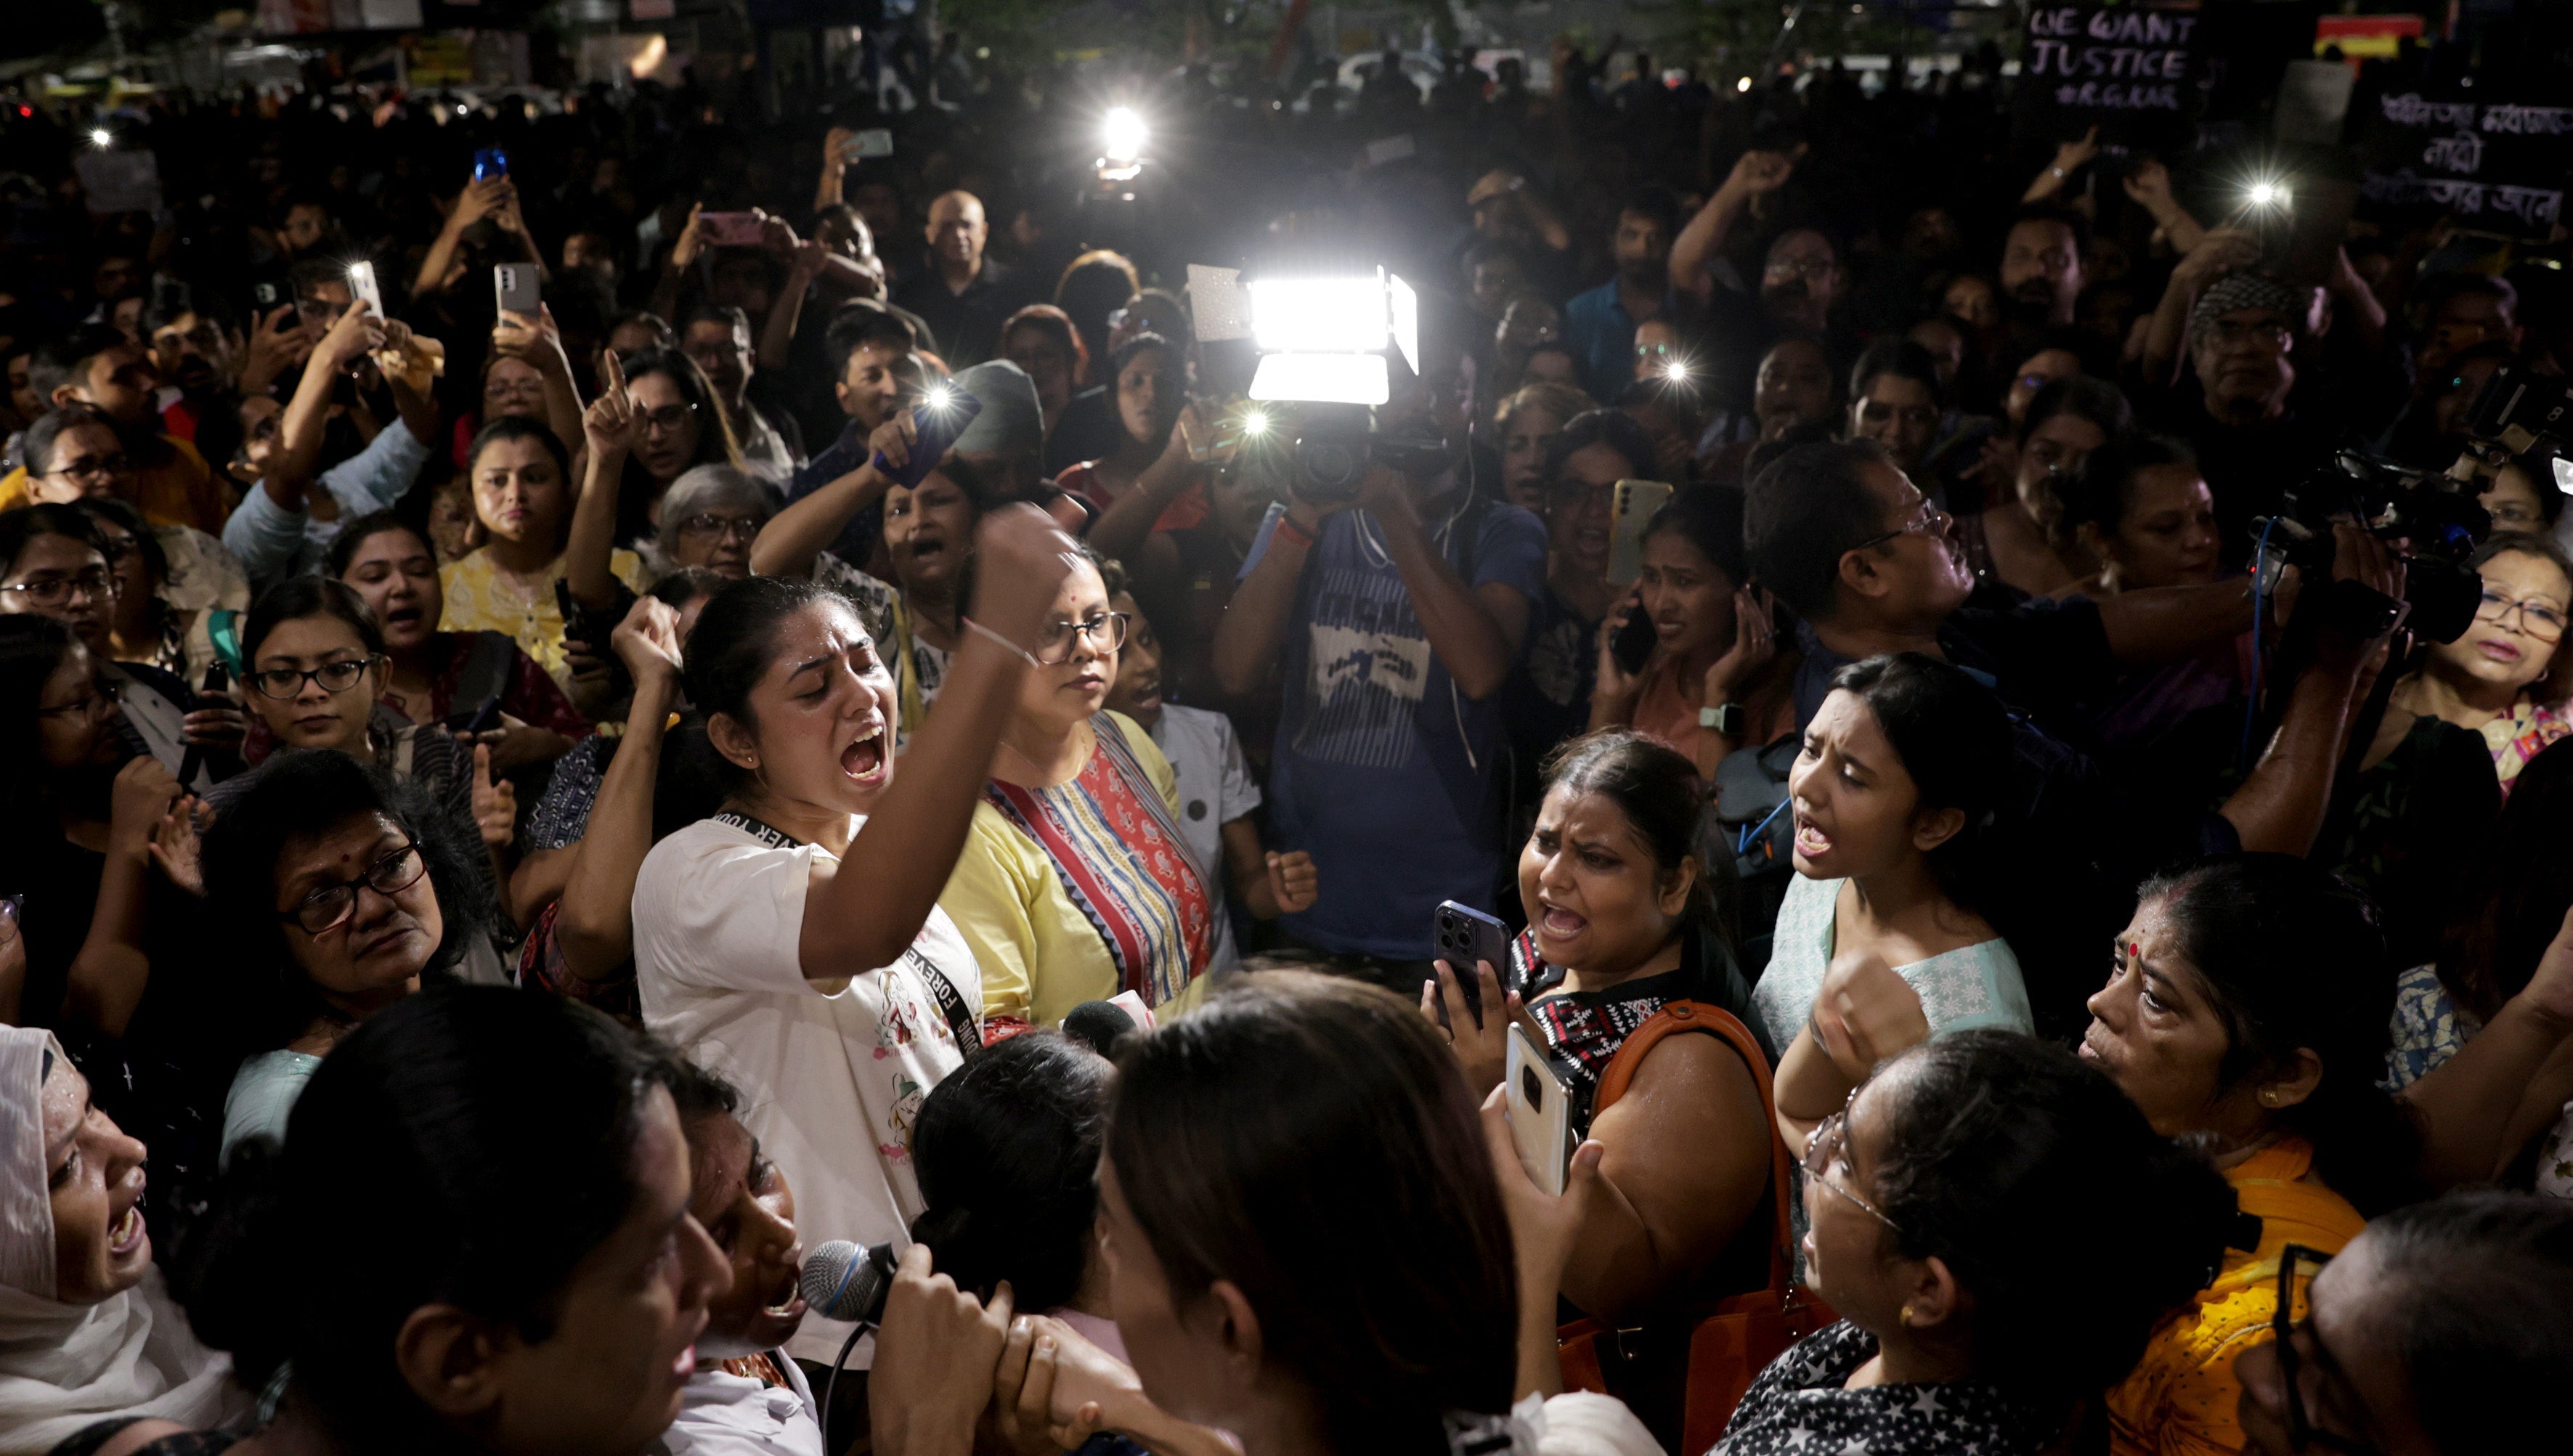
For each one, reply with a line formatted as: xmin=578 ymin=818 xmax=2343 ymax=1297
xmin=583 ymin=349 xmax=638 ymax=458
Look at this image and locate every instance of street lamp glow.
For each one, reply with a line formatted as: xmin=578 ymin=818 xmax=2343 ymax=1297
xmin=1103 ymin=107 xmax=1147 ymax=166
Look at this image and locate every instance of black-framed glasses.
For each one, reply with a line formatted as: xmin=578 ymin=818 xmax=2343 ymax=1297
xmin=33 ymin=679 xmax=116 ymax=720
xmin=278 ymin=842 xmax=426 ymax=935
xmin=675 ymin=512 xmax=764 ymax=542
xmin=2476 ymin=586 xmax=2569 ymax=644
xmin=2272 ymin=1245 xmax=2383 ymax=1455
xmin=640 ymin=402 xmax=698 ymax=435
xmin=250 ymin=656 xmax=378 ymax=701
xmin=43 ymin=452 xmax=129 ymax=481
xmin=1033 ymin=611 xmax=1129 ymax=666
xmin=0 ymin=570 xmax=119 ymax=607
xmin=1800 ymin=1086 xmax=1903 ymax=1235
xmin=1850 ymin=497 xmax=1953 ymax=555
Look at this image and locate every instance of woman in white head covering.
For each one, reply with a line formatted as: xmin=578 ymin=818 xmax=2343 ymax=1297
xmin=0 ymin=1026 xmax=248 ymax=1455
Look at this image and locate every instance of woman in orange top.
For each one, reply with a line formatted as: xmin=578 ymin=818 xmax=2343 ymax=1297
xmin=2078 ymin=853 xmax=2422 ymax=1456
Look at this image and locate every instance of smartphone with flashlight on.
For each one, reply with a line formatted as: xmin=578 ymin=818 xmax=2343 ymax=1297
xmin=346 ymin=259 xmax=384 ymax=320
xmin=2262 ymin=176 xmax=2358 ymax=290
xmin=1192 ymin=398 xmax=1268 ymax=466
xmin=877 ymin=389 xmax=985 ymax=491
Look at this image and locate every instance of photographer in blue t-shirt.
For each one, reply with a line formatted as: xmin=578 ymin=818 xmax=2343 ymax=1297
xmin=1213 ymin=372 xmax=1548 ymax=984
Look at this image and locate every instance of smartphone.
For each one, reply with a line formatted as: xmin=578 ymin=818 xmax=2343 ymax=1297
xmin=346 ymin=259 xmax=383 ymax=320
xmin=472 ymin=147 xmax=510 ymax=182
xmin=852 ymin=128 xmax=895 ymax=160
xmin=1505 ymin=1023 xmax=1575 ymax=1196
xmin=1433 ymin=900 xmax=1508 ymax=1030
xmin=176 ymin=660 xmax=229 ymax=787
xmin=699 ymin=211 xmax=765 ymax=248
xmin=444 ymin=696 xmax=503 ymax=736
xmin=1611 ymin=603 xmax=1659 ymax=676
xmin=1606 ymin=479 xmax=1672 ymax=585
xmin=493 ymin=262 xmax=540 ymax=317
xmin=878 ymin=389 xmax=985 ymax=491
xmin=2266 ymin=177 xmax=2358 ymax=290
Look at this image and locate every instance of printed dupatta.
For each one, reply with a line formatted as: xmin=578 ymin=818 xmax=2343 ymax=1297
xmin=983 ymin=715 xmax=1214 ymax=1008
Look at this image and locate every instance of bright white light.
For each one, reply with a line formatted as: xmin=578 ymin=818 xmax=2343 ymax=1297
xmin=1663 ymin=359 xmax=1691 ymax=381
xmin=2553 ymin=454 xmax=2573 ymax=497
xmin=1250 ymin=277 xmax=1390 ymax=354
xmin=1103 ymin=107 xmax=1147 ymax=166
xmin=87 ymin=128 xmax=112 ymax=149
xmin=1389 ymin=274 xmax=1419 ymax=377
xmin=927 ymin=386 xmax=955 ymax=410
xmin=1249 ymin=353 xmax=1389 ymax=407
xmin=2245 ymin=179 xmax=2290 ymax=208
xmin=1242 ymin=410 xmax=1270 ymax=437
xmin=1736 ymin=77 xmax=1753 ymax=93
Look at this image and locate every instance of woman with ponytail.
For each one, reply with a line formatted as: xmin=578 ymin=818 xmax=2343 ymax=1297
xmin=1423 ymin=728 xmax=1776 ymax=1441
xmin=2079 ymin=853 xmax=2420 ymax=1456
xmin=1760 ymin=654 xmax=2034 ymax=1153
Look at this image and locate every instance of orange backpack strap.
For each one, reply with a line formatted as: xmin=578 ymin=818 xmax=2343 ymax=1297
xmin=1591 ymin=1001 xmax=1797 ymax=1293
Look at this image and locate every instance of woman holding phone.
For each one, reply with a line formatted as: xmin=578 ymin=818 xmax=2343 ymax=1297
xmin=1589 ymin=488 xmax=1796 ymax=777
xmin=1425 ymin=730 xmax=1773 ymax=1439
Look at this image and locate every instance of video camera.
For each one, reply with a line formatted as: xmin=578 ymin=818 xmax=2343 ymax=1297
xmin=1188 ymin=264 xmax=1445 ymax=505
xmin=2251 ymin=366 xmax=2573 ymax=644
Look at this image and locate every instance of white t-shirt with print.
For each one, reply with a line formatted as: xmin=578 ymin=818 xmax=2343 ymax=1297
xmin=634 ymin=816 xmax=983 ymax=1366
xmin=1147 ymin=704 xmax=1261 ymax=971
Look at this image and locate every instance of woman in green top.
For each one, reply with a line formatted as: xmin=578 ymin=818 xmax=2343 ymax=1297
xmin=198 ymin=749 xmax=495 ymax=1162
xmin=1755 ymin=653 xmax=2034 ymax=1152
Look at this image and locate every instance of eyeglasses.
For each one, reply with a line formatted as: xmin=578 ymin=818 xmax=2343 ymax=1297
xmin=640 ymin=402 xmax=698 ymax=435
xmin=1850 ymin=496 xmax=1952 ymax=555
xmin=277 ymin=842 xmax=427 ymax=935
xmin=2271 ymin=1245 xmax=2383 ymax=1455
xmin=676 ymin=512 xmax=763 ymax=542
xmin=1034 ymin=611 xmax=1129 ymax=666
xmin=1765 ymin=256 xmax=1835 ymax=280
xmin=33 ymin=680 xmax=115 ymax=721
xmin=250 ymin=656 xmax=378 ymax=701
xmin=2477 ymin=585 xmax=2569 ymax=643
xmin=1635 ymin=340 xmax=1677 ymax=359
xmin=1801 ymin=1087 xmax=1903 ymax=1235
xmin=0 ymin=570 xmax=120 ymax=607
xmin=44 ymin=452 xmax=129 ymax=481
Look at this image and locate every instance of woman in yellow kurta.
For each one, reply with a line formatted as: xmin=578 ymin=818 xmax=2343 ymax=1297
xmin=2076 ymin=854 xmax=2413 ymax=1456
xmin=437 ymin=417 xmax=644 ymax=699
xmin=938 ymin=553 xmax=1214 ymax=1030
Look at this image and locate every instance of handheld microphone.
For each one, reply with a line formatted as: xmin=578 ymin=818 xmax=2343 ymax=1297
xmin=800 ymin=1239 xmax=898 ymax=1325
xmin=803 ymin=1239 xmax=899 ymax=1454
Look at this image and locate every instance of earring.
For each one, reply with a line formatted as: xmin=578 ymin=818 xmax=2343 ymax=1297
xmin=2259 ymin=1090 xmax=2279 ymax=1107
xmin=1900 ymin=1304 xmax=1916 ymax=1326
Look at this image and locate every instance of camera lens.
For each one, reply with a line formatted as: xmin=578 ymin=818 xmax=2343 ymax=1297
xmin=1521 ymin=1065 xmax=1542 ymax=1110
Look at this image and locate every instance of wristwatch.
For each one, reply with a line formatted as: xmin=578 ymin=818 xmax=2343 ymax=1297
xmin=1699 ymin=702 xmax=1747 ymax=736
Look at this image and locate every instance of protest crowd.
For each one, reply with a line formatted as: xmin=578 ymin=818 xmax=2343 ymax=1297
xmin=2 ymin=8 xmax=2572 ymax=1456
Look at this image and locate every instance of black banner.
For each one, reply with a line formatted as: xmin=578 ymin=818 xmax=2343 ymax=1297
xmin=2357 ymin=90 xmax=2572 ymax=240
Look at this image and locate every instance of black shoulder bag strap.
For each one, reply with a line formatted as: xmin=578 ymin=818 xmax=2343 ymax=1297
xmin=707 ymin=810 xmax=983 ymax=1060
